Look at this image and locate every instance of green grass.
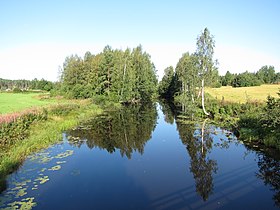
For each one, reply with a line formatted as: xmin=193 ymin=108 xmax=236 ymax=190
xmin=0 ymin=92 xmax=57 ymax=114
xmin=0 ymin=103 xmax=103 ymax=182
xmin=206 ymin=84 xmax=280 ymax=103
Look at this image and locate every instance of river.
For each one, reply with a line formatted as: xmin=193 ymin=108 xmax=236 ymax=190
xmin=0 ymin=103 xmax=279 ymax=209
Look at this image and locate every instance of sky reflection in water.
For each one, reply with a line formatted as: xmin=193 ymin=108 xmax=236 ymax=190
xmin=0 ymin=103 xmax=279 ymax=210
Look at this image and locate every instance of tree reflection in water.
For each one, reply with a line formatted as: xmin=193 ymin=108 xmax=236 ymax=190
xmin=177 ymin=119 xmax=218 ymax=201
xmin=256 ymin=153 xmax=280 ymax=207
xmin=160 ymin=100 xmax=218 ymax=201
xmin=66 ymin=103 xmax=157 ymax=159
xmin=161 ymin=100 xmax=280 ymax=205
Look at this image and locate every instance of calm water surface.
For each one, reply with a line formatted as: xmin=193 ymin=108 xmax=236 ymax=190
xmin=0 ymin=103 xmax=279 ymax=209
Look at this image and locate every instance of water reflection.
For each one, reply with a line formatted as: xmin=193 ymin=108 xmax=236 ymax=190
xmin=256 ymin=153 xmax=280 ymax=207
xmin=66 ymin=103 xmax=157 ymax=159
xmin=160 ymin=100 xmax=177 ymax=124
xmin=177 ymin=120 xmax=218 ymax=201
xmin=160 ymin=101 xmax=218 ymax=200
xmin=160 ymin=100 xmax=280 ymax=205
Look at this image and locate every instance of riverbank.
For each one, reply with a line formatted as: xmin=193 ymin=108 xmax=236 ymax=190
xmin=172 ymin=88 xmax=280 ymax=151
xmin=0 ymin=100 xmax=105 ymax=190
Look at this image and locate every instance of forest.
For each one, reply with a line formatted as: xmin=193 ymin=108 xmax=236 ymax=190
xmin=0 ymin=78 xmax=54 ymax=91
xmin=58 ymin=45 xmax=157 ymax=103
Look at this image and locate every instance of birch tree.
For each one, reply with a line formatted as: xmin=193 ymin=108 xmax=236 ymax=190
xmin=196 ymin=28 xmax=216 ymax=115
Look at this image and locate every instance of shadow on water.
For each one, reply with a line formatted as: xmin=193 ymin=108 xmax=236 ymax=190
xmin=160 ymin=100 xmax=280 ymax=207
xmin=66 ymin=103 xmax=158 ymax=159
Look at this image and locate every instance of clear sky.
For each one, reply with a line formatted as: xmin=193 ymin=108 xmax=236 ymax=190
xmin=0 ymin=0 xmax=279 ymax=81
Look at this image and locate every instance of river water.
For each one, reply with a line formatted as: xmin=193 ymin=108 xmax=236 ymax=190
xmin=0 ymin=103 xmax=279 ymax=209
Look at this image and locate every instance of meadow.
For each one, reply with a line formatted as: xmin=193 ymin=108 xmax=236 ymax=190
xmin=206 ymin=84 xmax=280 ymax=103
xmin=0 ymin=92 xmax=57 ymax=114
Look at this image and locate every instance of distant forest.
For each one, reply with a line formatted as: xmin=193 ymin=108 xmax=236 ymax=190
xmin=220 ymin=65 xmax=280 ymax=87
xmin=0 ymin=78 xmax=54 ymax=91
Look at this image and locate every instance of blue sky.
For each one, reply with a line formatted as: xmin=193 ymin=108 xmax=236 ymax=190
xmin=0 ymin=0 xmax=279 ymax=81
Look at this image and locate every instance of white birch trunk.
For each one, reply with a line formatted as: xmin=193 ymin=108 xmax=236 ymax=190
xmin=201 ymin=79 xmax=210 ymax=116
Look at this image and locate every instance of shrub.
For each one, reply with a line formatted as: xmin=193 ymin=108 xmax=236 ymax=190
xmin=0 ymin=109 xmax=47 ymax=146
xmin=12 ymin=87 xmax=22 ymax=93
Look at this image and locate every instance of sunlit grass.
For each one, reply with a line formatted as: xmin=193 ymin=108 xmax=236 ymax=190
xmin=206 ymin=84 xmax=280 ymax=103
xmin=0 ymin=92 xmax=56 ymax=114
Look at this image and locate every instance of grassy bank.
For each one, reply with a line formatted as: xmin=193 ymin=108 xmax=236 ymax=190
xmin=0 ymin=92 xmax=59 ymax=114
xmin=175 ymin=86 xmax=280 ymax=150
xmin=0 ymin=101 xmax=103 ymax=186
xmin=206 ymin=84 xmax=280 ymax=103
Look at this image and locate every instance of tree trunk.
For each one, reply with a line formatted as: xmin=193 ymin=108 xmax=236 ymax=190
xmin=201 ymin=79 xmax=210 ymax=116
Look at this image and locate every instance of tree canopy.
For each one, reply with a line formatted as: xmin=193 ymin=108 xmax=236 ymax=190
xmin=0 ymin=78 xmax=54 ymax=91
xmin=60 ymin=45 xmax=158 ymax=102
xmin=220 ymin=66 xmax=279 ymax=87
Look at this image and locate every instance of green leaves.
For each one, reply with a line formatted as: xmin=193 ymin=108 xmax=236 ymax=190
xmin=60 ymin=45 xmax=158 ymax=103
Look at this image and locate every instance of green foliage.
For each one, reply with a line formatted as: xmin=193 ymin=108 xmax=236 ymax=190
xmin=158 ymin=66 xmax=179 ymax=98
xmin=257 ymin=65 xmax=276 ymax=84
xmin=0 ymin=110 xmax=48 ymax=146
xmin=160 ymin=28 xmax=219 ymax=115
xmin=0 ymin=103 xmax=86 ymax=146
xmin=60 ymin=45 xmax=158 ymax=103
xmin=175 ymin=53 xmax=199 ymax=99
xmin=261 ymin=93 xmax=280 ymax=135
xmin=196 ymin=28 xmax=217 ymax=85
xmin=237 ymin=90 xmax=280 ymax=149
xmin=231 ymin=71 xmax=262 ymax=87
xmin=12 ymin=87 xmax=22 ymax=93
xmin=221 ymin=71 xmax=234 ymax=86
xmin=0 ymin=78 xmax=55 ymax=91
xmin=220 ymin=65 xmax=278 ymax=88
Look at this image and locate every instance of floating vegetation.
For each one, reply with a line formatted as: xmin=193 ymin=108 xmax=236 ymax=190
xmin=39 ymin=156 xmax=53 ymax=163
xmin=16 ymin=188 xmax=27 ymax=198
xmin=48 ymin=165 xmax=61 ymax=171
xmin=35 ymin=176 xmax=49 ymax=185
xmin=1 ymin=141 xmax=75 ymax=209
xmin=40 ymin=168 xmax=47 ymax=172
xmin=3 ymin=197 xmax=36 ymax=210
xmin=55 ymin=150 xmax=74 ymax=159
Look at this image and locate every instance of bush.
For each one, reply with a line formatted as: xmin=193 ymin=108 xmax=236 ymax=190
xmin=0 ymin=109 xmax=48 ymax=146
xmin=12 ymin=87 xmax=22 ymax=93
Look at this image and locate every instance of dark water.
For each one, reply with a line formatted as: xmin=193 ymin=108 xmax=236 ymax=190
xmin=0 ymin=103 xmax=279 ymax=210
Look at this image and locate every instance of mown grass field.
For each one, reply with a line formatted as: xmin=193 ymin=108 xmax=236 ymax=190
xmin=206 ymin=84 xmax=280 ymax=103
xmin=0 ymin=92 xmax=56 ymax=114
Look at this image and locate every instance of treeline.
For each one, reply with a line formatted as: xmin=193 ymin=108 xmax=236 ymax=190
xmin=158 ymin=53 xmax=219 ymax=99
xmin=158 ymin=28 xmax=219 ymax=108
xmin=59 ymin=45 xmax=157 ymax=102
xmin=159 ymin=62 xmax=279 ymax=101
xmin=0 ymin=78 xmax=54 ymax=91
xmin=220 ymin=65 xmax=280 ymax=87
